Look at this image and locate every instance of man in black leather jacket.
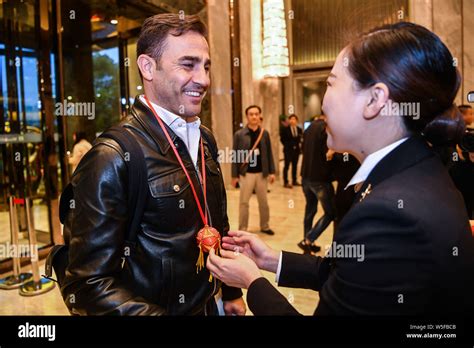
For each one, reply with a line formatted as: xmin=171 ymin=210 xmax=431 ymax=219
xmin=61 ymin=13 xmax=245 ymax=315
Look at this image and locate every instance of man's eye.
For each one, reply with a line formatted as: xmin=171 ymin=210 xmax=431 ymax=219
xmin=182 ymin=63 xmax=194 ymax=68
xmin=205 ymin=66 xmax=210 ymax=72
xmin=326 ymin=80 xmax=331 ymax=87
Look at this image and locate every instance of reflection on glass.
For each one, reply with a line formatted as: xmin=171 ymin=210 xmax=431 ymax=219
xmin=93 ymin=47 xmax=120 ymax=134
xmin=0 ymin=0 xmax=53 ymax=261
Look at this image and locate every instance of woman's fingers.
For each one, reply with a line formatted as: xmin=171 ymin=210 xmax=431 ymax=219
xmin=207 ymin=248 xmax=221 ymax=275
xmin=222 ymin=242 xmax=239 ymax=251
xmin=233 ymin=235 xmax=256 ymax=245
xmin=220 ymin=248 xmax=238 ymax=259
xmin=222 ymin=236 xmax=237 ymax=245
xmin=228 ymin=230 xmax=254 ymax=238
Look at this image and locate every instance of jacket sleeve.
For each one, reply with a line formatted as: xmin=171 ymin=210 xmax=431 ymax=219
xmin=266 ymin=131 xmax=276 ymax=175
xmin=278 ymin=251 xmax=331 ymax=291
xmin=246 ymin=252 xmax=331 ymax=315
xmin=231 ymin=131 xmax=240 ymax=178
xmin=247 ymin=277 xmax=301 ymax=315
xmin=61 ymin=141 xmax=167 ymax=315
xmin=279 ymin=127 xmax=287 ymax=146
xmin=214 ymin=137 xmax=243 ymax=301
xmin=219 ymin=187 xmax=244 ymax=301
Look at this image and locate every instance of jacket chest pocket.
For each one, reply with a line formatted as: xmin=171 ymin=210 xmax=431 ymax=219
xmin=148 ymin=168 xmax=198 ymax=230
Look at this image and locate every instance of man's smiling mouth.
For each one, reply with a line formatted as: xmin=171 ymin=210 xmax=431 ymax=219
xmin=184 ymin=91 xmax=203 ymax=97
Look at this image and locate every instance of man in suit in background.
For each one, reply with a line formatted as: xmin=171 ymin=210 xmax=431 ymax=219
xmin=280 ymin=114 xmax=303 ymax=188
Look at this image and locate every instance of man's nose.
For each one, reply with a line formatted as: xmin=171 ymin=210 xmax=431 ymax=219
xmin=193 ymin=66 xmax=210 ymax=89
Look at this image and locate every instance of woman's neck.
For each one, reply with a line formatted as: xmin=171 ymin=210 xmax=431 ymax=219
xmin=355 ymin=133 xmax=408 ymax=163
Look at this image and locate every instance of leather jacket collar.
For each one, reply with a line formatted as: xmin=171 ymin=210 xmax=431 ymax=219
xmin=130 ymin=96 xmax=210 ymax=156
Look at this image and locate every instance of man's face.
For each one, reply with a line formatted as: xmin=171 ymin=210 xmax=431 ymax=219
xmin=150 ymin=31 xmax=210 ymax=118
xmin=289 ymin=117 xmax=298 ymax=127
xmin=246 ymin=107 xmax=261 ymax=127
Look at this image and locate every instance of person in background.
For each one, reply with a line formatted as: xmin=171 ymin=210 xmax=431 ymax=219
xmin=68 ymin=131 xmax=92 ymax=174
xmin=232 ymin=105 xmax=276 ymax=236
xmin=433 ymin=105 xmax=473 ymax=167
xmin=207 ymin=22 xmax=474 ymax=315
xmin=298 ymin=115 xmax=335 ymax=253
xmin=459 ymin=105 xmax=473 ymax=130
xmin=280 ymin=114 xmax=303 ymax=188
xmin=449 ymin=129 xmax=474 ymax=219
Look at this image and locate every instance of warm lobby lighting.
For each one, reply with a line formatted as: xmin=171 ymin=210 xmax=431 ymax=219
xmin=262 ymin=0 xmax=289 ymax=77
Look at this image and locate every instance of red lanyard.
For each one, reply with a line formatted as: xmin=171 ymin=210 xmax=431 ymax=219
xmin=144 ymin=96 xmax=208 ymax=226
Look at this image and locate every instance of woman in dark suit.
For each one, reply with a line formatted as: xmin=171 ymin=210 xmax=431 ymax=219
xmin=207 ymin=22 xmax=474 ymax=315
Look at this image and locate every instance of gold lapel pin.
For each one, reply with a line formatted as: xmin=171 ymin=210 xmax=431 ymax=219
xmin=359 ymin=183 xmax=372 ymax=202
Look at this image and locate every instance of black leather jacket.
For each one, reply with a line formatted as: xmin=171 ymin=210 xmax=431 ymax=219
xmin=62 ymin=97 xmax=242 ymax=315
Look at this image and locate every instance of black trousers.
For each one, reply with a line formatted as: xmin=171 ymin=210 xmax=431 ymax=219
xmin=302 ymin=179 xmax=335 ymax=242
xmin=283 ymin=150 xmax=300 ymax=184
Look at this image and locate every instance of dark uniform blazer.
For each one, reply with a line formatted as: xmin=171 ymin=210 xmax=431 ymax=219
xmin=280 ymin=125 xmax=303 ymax=155
xmin=247 ymin=136 xmax=474 ymax=315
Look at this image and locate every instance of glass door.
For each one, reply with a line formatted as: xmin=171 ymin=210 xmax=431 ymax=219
xmin=0 ymin=0 xmax=58 ymax=263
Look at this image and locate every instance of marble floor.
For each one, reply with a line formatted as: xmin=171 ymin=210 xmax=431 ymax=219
xmin=0 ymin=176 xmax=335 ymax=316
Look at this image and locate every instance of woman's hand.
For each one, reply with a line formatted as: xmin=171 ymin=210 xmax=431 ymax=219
xmin=207 ymin=248 xmax=262 ymax=289
xmin=222 ymin=230 xmax=280 ymax=273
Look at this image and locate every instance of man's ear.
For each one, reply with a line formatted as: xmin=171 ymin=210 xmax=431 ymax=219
xmin=363 ymin=82 xmax=390 ymax=120
xmin=137 ymin=54 xmax=156 ymax=81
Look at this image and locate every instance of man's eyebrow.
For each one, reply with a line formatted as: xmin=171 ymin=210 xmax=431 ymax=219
xmin=177 ymin=56 xmax=211 ymax=65
xmin=328 ymin=73 xmax=337 ymax=79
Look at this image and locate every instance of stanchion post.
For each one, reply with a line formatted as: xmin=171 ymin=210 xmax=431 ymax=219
xmin=0 ymin=197 xmax=33 ymax=290
xmin=10 ymin=197 xmax=21 ymax=278
xmin=19 ymin=197 xmax=55 ymax=296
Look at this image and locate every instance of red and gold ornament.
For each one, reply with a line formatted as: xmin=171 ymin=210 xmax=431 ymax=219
xmin=196 ymin=225 xmax=221 ymax=281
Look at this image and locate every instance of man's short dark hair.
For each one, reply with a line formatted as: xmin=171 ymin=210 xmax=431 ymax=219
xmin=245 ymin=105 xmax=262 ymax=115
xmin=137 ymin=13 xmax=207 ymax=67
xmin=288 ymin=114 xmax=298 ymax=120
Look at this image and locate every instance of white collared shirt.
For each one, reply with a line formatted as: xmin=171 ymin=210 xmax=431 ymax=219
xmin=275 ymin=137 xmax=409 ymax=284
xmin=345 ymin=137 xmax=409 ymax=190
xmin=140 ymin=95 xmax=201 ymax=166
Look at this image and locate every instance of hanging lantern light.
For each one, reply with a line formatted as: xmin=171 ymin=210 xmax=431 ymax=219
xmin=262 ymin=0 xmax=290 ymax=77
